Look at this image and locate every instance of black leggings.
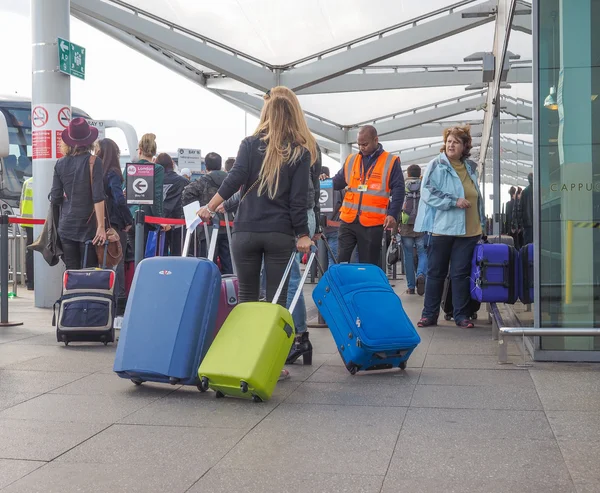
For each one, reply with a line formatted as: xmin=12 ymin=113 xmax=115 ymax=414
xmin=61 ymin=238 xmax=98 ymax=270
xmin=231 ymin=231 xmax=295 ymax=307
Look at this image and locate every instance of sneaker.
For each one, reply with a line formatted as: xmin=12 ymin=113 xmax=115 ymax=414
xmin=457 ymin=319 xmax=474 ymax=329
xmin=278 ymin=369 xmax=290 ymax=381
xmin=416 ymin=275 xmax=425 ymax=296
xmin=417 ymin=317 xmax=437 ymax=327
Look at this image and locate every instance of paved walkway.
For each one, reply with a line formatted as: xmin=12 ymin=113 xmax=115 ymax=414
xmin=1 ymin=285 xmax=599 ymax=492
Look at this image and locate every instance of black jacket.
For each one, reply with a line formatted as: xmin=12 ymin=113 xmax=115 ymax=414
xmin=517 ymin=185 xmax=533 ymax=228
xmin=217 ymin=135 xmax=310 ymax=237
xmin=162 ymin=169 xmax=189 ymax=219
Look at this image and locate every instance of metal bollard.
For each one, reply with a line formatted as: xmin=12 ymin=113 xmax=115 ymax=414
xmin=0 ymin=215 xmax=22 ymax=327
xmin=134 ymin=209 xmax=145 ymax=268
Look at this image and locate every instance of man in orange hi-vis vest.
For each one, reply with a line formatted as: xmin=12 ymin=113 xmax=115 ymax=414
xmin=332 ymin=125 xmax=405 ymax=265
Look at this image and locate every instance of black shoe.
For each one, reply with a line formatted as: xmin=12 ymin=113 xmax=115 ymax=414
xmin=286 ymin=331 xmax=313 ymax=365
xmin=416 ymin=275 xmax=425 ymax=296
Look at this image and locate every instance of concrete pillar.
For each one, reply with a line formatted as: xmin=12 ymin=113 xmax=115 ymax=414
xmin=32 ymin=0 xmax=70 ymax=307
xmin=492 ymin=109 xmax=501 ymax=236
xmin=340 ymin=141 xmax=352 ymax=168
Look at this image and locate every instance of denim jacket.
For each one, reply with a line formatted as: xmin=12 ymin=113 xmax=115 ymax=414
xmin=414 ymin=152 xmax=485 ymax=236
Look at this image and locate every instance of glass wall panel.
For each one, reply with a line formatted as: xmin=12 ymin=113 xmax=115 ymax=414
xmin=538 ymin=0 xmax=600 ymax=350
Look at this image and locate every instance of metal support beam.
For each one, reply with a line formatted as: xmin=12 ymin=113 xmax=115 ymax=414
xmin=280 ymin=0 xmax=496 ymax=91
xmin=499 ymin=138 xmax=533 ymax=156
xmin=71 ymin=0 xmax=275 ymax=90
xmin=216 ymin=91 xmax=346 ymax=143
xmin=478 ymin=0 xmax=519 ymax=167
xmin=493 ymin=108 xmax=501 ymax=235
xmin=294 ymin=65 xmax=532 ymax=94
xmin=348 ymin=93 xmax=487 ymax=143
xmin=73 ymin=12 xmax=207 ymax=87
xmin=501 ymin=96 xmax=533 ymax=119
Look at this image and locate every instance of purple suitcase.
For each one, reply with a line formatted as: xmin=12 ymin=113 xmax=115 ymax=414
xmin=213 ymin=212 xmax=239 ymax=336
xmin=470 ymin=243 xmax=518 ymax=304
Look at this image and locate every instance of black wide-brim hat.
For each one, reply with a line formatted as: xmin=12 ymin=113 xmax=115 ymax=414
xmin=61 ymin=117 xmax=99 ymax=147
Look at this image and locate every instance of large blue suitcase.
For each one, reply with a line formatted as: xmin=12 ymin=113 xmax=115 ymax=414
xmin=518 ymin=244 xmax=534 ymax=304
xmin=114 ymin=256 xmax=221 ymax=388
xmin=313 ymin=264 xmax=421 ymax=374
xmin=470 ymin=243 xmax=518 ymax=304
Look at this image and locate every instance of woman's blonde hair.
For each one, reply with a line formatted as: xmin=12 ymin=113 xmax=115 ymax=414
xmin=138 ymin=133 xmax=157 ymax=158
xmin=441 ymin=125 xmax=472 ymax=159
xmin=254 ymin=86 xmax=317 ymax=199
xmin=60 ymin=142 xmax=94 ymax=157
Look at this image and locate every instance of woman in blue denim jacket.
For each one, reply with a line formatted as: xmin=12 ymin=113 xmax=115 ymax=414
xmin=414 ymin=125 xmax=485 ymax=328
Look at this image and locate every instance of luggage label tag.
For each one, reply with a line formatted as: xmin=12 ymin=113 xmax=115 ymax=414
xmin=357 ymin=184 xmax=368 ymax=192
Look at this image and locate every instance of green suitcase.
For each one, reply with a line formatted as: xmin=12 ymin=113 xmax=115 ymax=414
xmin=198 ymin=249 xmax=315 ymax=402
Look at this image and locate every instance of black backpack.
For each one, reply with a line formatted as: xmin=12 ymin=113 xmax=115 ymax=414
xmin=401 ymin=179 xmax=421 ymax=225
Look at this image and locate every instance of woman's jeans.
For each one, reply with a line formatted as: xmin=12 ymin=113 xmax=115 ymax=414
xmin=422 ymin=235 xmax=479 ymax=323
xmin=400 ymin=235 xmax=428 ymax=290
xmin=285 ymin=210 xmax=316 ymax=334
xmin=232 ymin=231 xmax=295 ymax=307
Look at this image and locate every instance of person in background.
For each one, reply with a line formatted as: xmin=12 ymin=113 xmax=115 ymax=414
xmin=513 ymin=186 xmax=523 ymax=248
xmin=180 ymin=168 xmax=192 ymax=181
xmin=128 ymin=133 xmax=164 ymax=257
xmin=332 ymin=125 xmax=404 ymax=264
xmin=50 ymin=118 xmax=107 ymax=269
xmin=517 ymin=173 xmax=533 ymax=245
xmin=156 ymin=153 xmax=188 ymax=256
xmin=197 ymin=86 xmax=315 ymax=381
xmin=504 ymin=186 xmax=517 ymax=243
xmin=285 ymin=144 xmax=322 ymax=365
xmin=19 ymin=176 xmax=34 ymax=290
xmin=399 ymin=164 xmax=427 ymax=296
xmin=182 ymin=152 xmax=233 ymax=274
xmin=414 ymin=125 xmax=485 ymax=329
xmin=225 ymin=158 xmax=235 ymax=173
xmin=319 ymin=166 xmax=358 ymax=265
xmin=96 ymin=138 xmax=133 ymax=313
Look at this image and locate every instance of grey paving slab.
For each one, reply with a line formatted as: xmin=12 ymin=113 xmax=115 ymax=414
xmin=55 ymin=424 xmax=243 ymax=472
xmin=0 ymin=345 xmax=57 ymax=369
xmin=427 ymin=336 xmax=520 ymax=356
xmin=531 ymin=370 xmax=600 ymax=411
xmin=48 ymin=371 xmax=175 ymax=396
xmin=423 ymin=353 xmax=523 ymax=369
xmin=0 ymin=391 xmax=40 ymax=412
xmin=307 ymin=363 xmax=420 ymax=385
xmin=6 ymin=332 xmax=64 ymax=346
xmin=0 ymin=328 xmax=48 ymax=345
xmin=400 ymin=407 xmax=554 ymax=440
xmin=285 ymin=381 xmax=415 ymax=407
xmin=557 ymin=440 xmax=600 ymax=487
xmin=0 ymin=392 xmax=161 ymax=424
xmin=387 ymin=435 xmax=572 ymax=484
xmin=0 ymin=459 xmax=46 ymax=490
xmin=380 ymin=478 xmax=576 ymax=493
xmin=188 ymin=469 xmax=384 ymax=493
xmin=1 ymin=462 xmax=203 ymax=493
xmin=546 ymin=411 xmax=600 ymax=441
xmin=0 ymin=369 xmax=89 ymax=394
xmin=410 ymin=383 xmax=542 ymax=410
xmin=217 ymin=404 xmax=406 ymax=475
xmin=121 ymin=381 xmax=300 ymax=430
xmin=4 ymin=346 xmax=116 ymax=373
xmin=418 ymin=367 xmax=534 ymax=387
xmin=0 ymin=419 xmax=108 ymax=461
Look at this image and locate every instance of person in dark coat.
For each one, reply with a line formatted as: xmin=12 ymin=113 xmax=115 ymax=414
xmin=156 ymin=153 xmax=188 ymax=256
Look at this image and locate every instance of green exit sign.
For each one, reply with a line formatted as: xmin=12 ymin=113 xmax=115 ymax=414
xmin=58 ymin=37 xmax=86 ymax=80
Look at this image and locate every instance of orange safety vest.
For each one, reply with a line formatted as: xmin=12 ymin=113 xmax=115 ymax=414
xmin=339 ymin=151 xmax=396 ymax=227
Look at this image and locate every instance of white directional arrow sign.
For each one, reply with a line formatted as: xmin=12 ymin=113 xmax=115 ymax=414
xmin=60 ymin=40 xmax=68 ymax=52
xmin=133 ymin=178 xmax=148 ymax=194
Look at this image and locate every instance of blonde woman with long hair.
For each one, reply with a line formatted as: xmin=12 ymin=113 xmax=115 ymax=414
xmin=198 ymin=85 xmax=316 ymax=318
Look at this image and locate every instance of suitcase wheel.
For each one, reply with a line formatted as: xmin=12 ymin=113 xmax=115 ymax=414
xmin=215 ymin=391 xmax=225 ymax=399
xmin=200 ymin=377 xmax=209 ymax=392
xmin=349 ymin=365 xmax=357 ymax=376
xmin=252 ymin=394 xmax=263 ymax=403
xmin=472 ymin=313 xmax=478 ymax=320
xmin=60 ymin=334 xmax=69 ymax=346
xmin=444 ymin=314 xmax=452 ymax=321
xmin=131 ymin=379 xmax=143 ymax=386
xmin=399 ymin=361 xmax=407 ymax=370
xmin=240 ymin=381 xmax=249 ymax=394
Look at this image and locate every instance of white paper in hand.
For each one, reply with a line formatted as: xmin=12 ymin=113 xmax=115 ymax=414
xmin=183 ymin=201 xmax=202 ymax=233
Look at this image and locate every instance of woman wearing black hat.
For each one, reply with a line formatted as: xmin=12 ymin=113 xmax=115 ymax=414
xmin=50 ymin=117 xmax=107 ymax=269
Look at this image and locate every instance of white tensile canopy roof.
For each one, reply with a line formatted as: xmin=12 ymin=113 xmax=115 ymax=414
xmin=70 ymin=0 xmax=533 ymax=186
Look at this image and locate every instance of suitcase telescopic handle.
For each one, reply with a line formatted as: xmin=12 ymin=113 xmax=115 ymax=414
xmin=83 ymin=240 xmax=109 ymax=269
xmin=272 ymin=245 xmax=317 ymax=314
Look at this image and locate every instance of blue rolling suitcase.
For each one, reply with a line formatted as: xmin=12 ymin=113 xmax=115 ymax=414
xmin=470 ymin=243 xmax=519 ymax=304
xmin=518 ymin=244 xmax=534 ymax=304
xmin=114 ymin=224 xmax=221 ymax=388
xmin=313 ymin=263 xmax=421 ymax=374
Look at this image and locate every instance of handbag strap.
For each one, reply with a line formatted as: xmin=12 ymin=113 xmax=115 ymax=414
xmin=239 ymin=178 xmax=260 ymax=204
